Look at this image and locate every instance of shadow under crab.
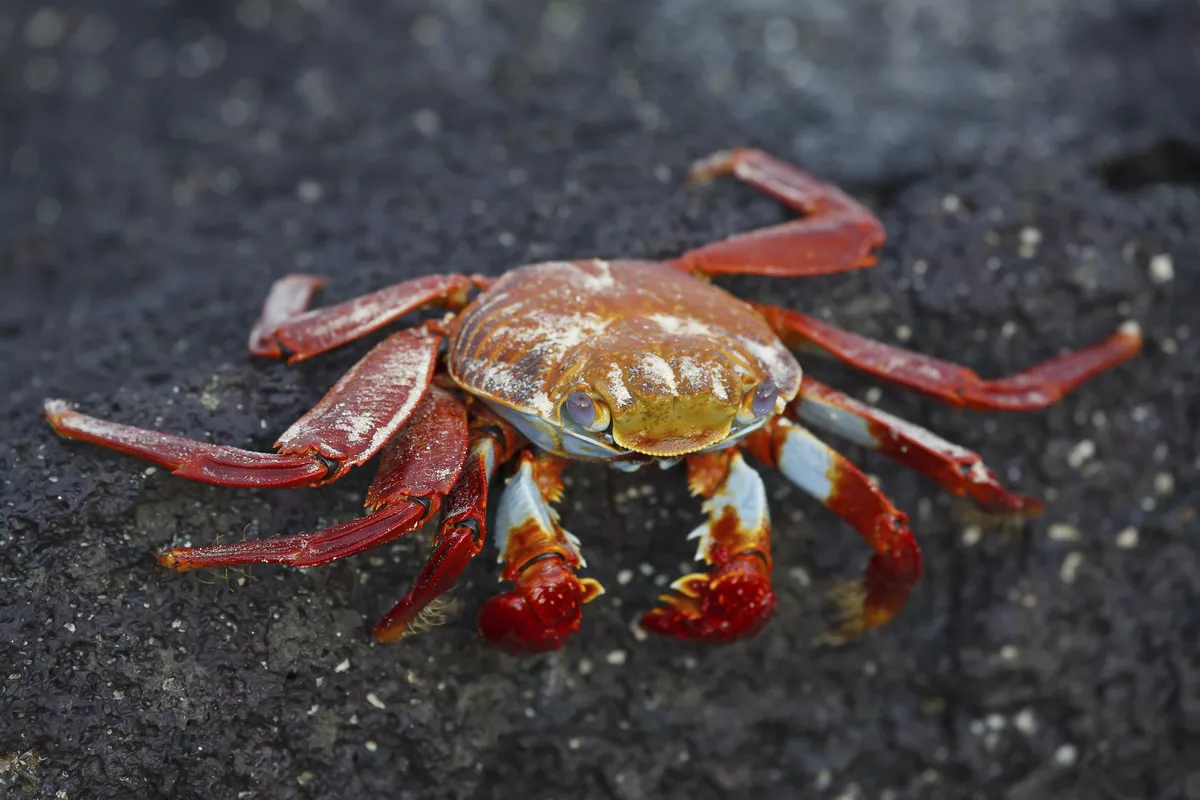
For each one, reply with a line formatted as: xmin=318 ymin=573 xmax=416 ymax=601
xmin=43 ymin=149 xmax=1143 ymax=653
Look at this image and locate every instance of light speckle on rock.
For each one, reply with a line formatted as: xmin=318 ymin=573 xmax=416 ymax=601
xmin=1148 ymin=253 xmax=1174 ymax=284
xmin=1054 ymin=743 xmax=1079 ymax=767
xmin=1048 ymin=523 xmax=1081 ymax=542
xmin=1115 ymin=526 xmax=1139 ymax=549
xmin=297 ymin=179 xmax=323 ymax=203
xmin=1060 ymin=551 xmax=1084 ymax=584
xmin=1066 ymin=439 xmax=1095 ymax=469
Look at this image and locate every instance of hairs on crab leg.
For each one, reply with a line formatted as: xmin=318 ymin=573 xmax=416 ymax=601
xmin=641 ymin=450 xmax=778 ymax=643
xmin=248 ymin=272 xmax=486 ymax=363
xmin=373 ymin=406 xmax=526 ymax=643
xmin=669 ymin=147 xmax=886 ymax=279
xmin=757 ymin=305 xmax=1143 ymax=412
xmin=475 ymin=451 xmax=605 ymax=653
xmin=154 ymin=386 xmax=468 ymax=570
xmin=744 ymin=419 xmax=921 ymax=643
xmin=793 ymin=376 xmax=1044 ymax=516
xmin=45 ymin=328 xmax=442 ymax=490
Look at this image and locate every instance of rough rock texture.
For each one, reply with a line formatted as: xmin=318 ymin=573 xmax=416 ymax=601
xmin=2 ymin=1 xmax=1198 ymax=799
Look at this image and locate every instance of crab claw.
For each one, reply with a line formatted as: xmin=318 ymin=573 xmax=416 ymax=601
xmin=641 ymin=451 xmax=778 ymax=643
xmin=477 ymin=557 xmax=604 ymax=653
xmin=641 ymin=552 xmax=777 ymax=642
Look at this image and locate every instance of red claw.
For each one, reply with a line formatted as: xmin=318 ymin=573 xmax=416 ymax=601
xmin=477 ymin=558 xmax=603 ymax=653
xmin=641 ymin=552 xmax=777 ymax=642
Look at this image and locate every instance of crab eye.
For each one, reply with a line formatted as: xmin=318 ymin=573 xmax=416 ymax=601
xmin=751 ymin=379 xmax=778 ymax=416
xmin=737 ymin=379 xmax=779 ymax=423
xmin=564 ymin=390 xmax=611 ymax=432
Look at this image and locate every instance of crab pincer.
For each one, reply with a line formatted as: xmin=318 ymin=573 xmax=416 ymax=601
xmin=642 ymin=451 xmax=778 ymax=642
xmin=476 ymin=453 xmax=604 ymax=652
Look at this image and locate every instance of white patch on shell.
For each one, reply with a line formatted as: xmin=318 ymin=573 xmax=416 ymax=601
xmin=741 ymin=336 xmax=798 ymax=388
xmin=530 ymin=392 xmax=555 ymax=417
xmin=674 ymin=356 xmax=711 ymax=394
xmin=604 ymin=364 xmax=634 ymax=408
xmin=638 ymin=354 xmax=678 ymax=396
xmin=577 ymin=259 xmax=615 ymax=292
xmin=710 ymin=372 xmax=729 ymax=400
xmin=648 ymin=314 xmax=717 ymax=338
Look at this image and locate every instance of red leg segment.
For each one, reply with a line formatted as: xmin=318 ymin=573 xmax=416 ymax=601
xmin=45 ymin=329 xmax=441 ymax=489
xmin=155 ymin=387 xmax=469 ymax=571
xmin=760 ymin=305 xmax=1144 ymax=411
xmin=794 ymin=377 xmax=1044 ymax=515
xmin=257 ymin=273 xmax=479 ymax=363
xmin=746 ymin=418 xmax=921 ymax=642
xmin=476 ymin=452 xmax=604 ymax=653
xmin=670 ymin=148 xmax=886 ymax=278
xmin=641 ymin=450 xmax=778 ymax=642
xmin=373 ymin=408 xmax=525 ymax=644
xmin=248 ymin=274 xmax=327 ymax=358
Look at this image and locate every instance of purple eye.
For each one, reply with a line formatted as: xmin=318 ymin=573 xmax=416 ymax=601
xmin=751 ymin=379 xmax=778 ymax=417
xmin=565 ymin=391 xmax=596 ymax=427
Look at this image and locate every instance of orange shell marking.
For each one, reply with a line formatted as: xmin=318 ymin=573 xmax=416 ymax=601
xmin=449 ymin=260 xmax=802 ymax=458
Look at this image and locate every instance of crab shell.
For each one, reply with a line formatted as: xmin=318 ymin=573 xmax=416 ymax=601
xmin=447 ymin=259 xmax=803 ymax=463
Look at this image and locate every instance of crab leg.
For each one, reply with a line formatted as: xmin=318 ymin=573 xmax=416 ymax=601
xmin=45 ymin=329 xmax=441 ymax=489
xmin=475 ymin=452 xmax=605 ymax=653
xmin=641 ymin=450 xmax=778 ymax=642
xmin=670 ymin=148 xmax=886 ymax=278
xmin=745 ymin=418 xmax=921 ymax=642
xmin=247 ymin=273 xmax=327 ymax=356
xmin=793 ymin=377 xmax=1044 ymax=515
xmin=156 ymin=387 xmax=468 ymax=571
xmin=250 ymin=273 xmax=479 ymax=362
xmin=759 ymin=305 xmax=1144 ymax=411
xmin=374 ymin=409 xmax=525 ymax=643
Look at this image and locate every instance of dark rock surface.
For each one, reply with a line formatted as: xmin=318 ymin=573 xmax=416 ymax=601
xmin=2 ymin=1 xmax=1198 ymax=798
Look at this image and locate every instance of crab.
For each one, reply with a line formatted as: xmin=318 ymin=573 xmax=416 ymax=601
xmin=44 ymin=149 xmax=1143 ymax=652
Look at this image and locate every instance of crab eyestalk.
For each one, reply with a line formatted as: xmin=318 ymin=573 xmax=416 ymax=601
xmin=476 ymin=452 xmax=604 ymax=653
xmin=641 ymin=450 xmax=778 ymax=642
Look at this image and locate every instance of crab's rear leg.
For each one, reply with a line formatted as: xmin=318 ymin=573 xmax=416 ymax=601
xmin=475 ymin=452 xmax=605 ymax=653
xmin=45 ymin=328 xmax=441 ymax=489
xmin=794 ymin=377 xmax=1044 ymax=516
xmin=759 ymin=305 xmax=1143 ymax=411
xmin=249 ymin=272 xmax=481 ymax=363
xmin=745 ymin=419 xmax=921 ymax=643
xmin=155 ymin=387 xmax=468 ymax=570
xmin=641 ymin=450 xmax=778 ymax=643
xmin=670 ymin=148 xmax=886 ymax=278
xmin=373 ymin=408 xmax=526 ymax=643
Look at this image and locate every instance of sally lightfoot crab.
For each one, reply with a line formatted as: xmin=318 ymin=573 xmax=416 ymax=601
xmin=44 ymin=149 xmax=1142 ymax=652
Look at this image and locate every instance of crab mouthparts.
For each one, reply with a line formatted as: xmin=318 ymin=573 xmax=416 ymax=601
xmin=609 ymin=407 xmax=735 ymax=458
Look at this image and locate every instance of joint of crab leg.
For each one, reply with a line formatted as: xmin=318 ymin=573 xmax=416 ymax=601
xmin=475 ymin=452 xmax=602 ymax=653
xmin=748 ymin=418 xmax=923 ymax=642
xmin=793 ymin=377 xmax=1045 ymax=516
xmin=373 ymin=431 xmax=510 ymax=644
xmin=641 ymin=451 xmax=777 ymax=642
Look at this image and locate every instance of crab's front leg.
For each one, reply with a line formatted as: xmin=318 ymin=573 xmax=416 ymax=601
xmin=745 ymin=419 xmax=921 ymax=642
xmin=641 ymin=450 xmax=778 ymax=642
xmin=476 ymin=452 xmax=604 ymax=653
